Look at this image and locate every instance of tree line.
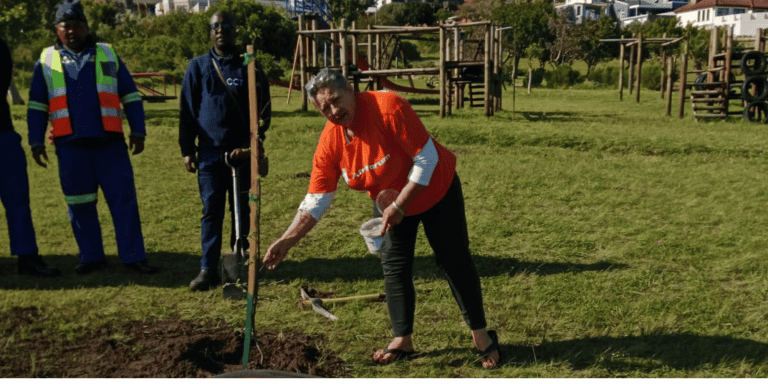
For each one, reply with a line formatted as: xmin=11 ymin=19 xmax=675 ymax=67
xmin=3 ymin=0 xmax=714 ymax=89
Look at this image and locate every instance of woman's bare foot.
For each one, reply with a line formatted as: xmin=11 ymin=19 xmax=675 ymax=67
xmin=472 ymin=329 xmax=500 ymax=369
xmin=371 ymin=335 xmax=415 ymax=365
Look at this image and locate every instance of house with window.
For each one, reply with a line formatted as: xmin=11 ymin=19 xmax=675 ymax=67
xmin=674 ymin=0 xmax=768 ymax=36
xmin=613 ymin=0 xmax=688 ymax=27
xmin=555 ymin=0 xmax=615 ymax=23
xmin=555 ymin=0 xmax=688 ymax=26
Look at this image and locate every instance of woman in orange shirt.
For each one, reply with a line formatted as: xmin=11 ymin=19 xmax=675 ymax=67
xmin=262 ymin=68 xmax=500 ymax=368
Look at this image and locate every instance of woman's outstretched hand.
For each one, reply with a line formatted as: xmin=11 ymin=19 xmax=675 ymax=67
xmin=263 ymin=239 xmax=292 ymax=271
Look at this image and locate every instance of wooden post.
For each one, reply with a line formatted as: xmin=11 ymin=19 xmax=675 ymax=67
xmin=376 ymin=33 xmax=381 ymax=70
xmin=454 ymin=27 xmax=460 ymax=110
xmin=484 ymin=24 xmax=491 ymax=117
xmin=628 ymin=38 xmax=635 ymax=95
xmin=340 ymin=19 xmax=348 ymax=78
xmin=439 ymin=22 xmax=446 ymax=118
xmin=724 ymin=27 xmax=733 ymax=115
xmin=351 ymin=21 xmax=359 ymax=92
xmin=635 ymin=32 xmax=643 ymax=103
xmin=351 ymin=21 xmax=358 ymax=72
xmin=312 ymin=19 xmax=318 ymax=67
xmin=286 ymin=39 xmax=300 ymax=104
xmin=330 ymin=22 xmax=337 ymax=68
xmin=242 ymin=44 xmax=261 ymax=369
xmin=678 ymin=37 xmax=689 ymax=119
xmin=757 ymin=28 xmax=765 ymax=51
xmin=708 ymin=26 xmax=718 ymax=82
xmin=660 ymin=33 xmax=666 ymax=99
xmin=619 ymin=42 xmax=625 ymax=101
xmin=446 ymin=31 xmax=452 ymax=116
xmin=367 ymin=25 xmax=372 ymax=68
xmin=495 ymin=28 xmax=501 ymax=111
xmin=299 ymin=15 xmax=307 ymax=111
xmin=665 ymin=55 xmax=673 ymax=116
xmin=459 ymin=34 xmax=464 ymax=108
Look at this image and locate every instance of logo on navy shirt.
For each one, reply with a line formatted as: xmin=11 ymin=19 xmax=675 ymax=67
xmin=227 ymin=78 xmax=244 ymax=86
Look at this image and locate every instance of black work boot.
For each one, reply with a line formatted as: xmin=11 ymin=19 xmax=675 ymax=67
xmin=190 ymin=269 xmax=220 ymax=292
xmin=18 ymin=254 xmax=62 ymax=277
xmin=123 ymin=260 xmax=159 ymax=274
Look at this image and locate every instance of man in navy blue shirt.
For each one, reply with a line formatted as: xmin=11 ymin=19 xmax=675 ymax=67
xmin=2 ymin=38 xmax=61 ymax=277
xmin=27 ymin=0 xmax=157 ymax=275
xmin=179 ymin=10 xmax=271 ymax=291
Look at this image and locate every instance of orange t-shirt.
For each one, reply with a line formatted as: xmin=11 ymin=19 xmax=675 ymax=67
xmin=308 ymin=91 xmax=456 ymax=216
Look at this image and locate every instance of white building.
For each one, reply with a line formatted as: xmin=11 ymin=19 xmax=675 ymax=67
xmin=154 ymin=0 xmax=216 ymax=14
xmin=555 ymin=0 xmax=614 ymax=23
xmin=614 ymin=0 xmax=689 ymax=27
xmin=675 ymin=0 xmax=768 ymax=36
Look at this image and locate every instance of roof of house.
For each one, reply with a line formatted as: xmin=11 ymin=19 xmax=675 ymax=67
xmin=675 ymin=0 xmax=768 ymax=13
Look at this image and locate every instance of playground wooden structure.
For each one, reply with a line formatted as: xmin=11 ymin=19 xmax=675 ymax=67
xmin=289 ymin=16 xmax=504 ymax=117
xmin=602 ymin=27 xmax=768 ymax=122
xmin=131 ymin=72 xmax=177 ymax=102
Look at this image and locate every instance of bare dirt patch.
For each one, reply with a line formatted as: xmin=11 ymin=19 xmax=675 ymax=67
xmin=1 ymin=306 xmax=348 ymax=378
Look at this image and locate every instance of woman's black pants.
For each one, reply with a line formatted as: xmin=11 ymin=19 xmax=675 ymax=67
xmin=376 ymin=175 xmax=487 ymax=337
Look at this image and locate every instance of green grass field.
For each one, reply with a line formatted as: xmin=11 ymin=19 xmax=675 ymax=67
xmin=3 ymin=79 xmax=768 ymax=377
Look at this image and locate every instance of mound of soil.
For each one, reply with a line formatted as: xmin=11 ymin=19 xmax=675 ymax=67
xmin=1 ymin=306 xmax=348 ymax=378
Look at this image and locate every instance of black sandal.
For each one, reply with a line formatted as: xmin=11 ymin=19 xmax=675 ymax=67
xmin=372 ymin=347 xmax=416 ymax=365
xmin=477 ymin=330 xmax=501 ymax=369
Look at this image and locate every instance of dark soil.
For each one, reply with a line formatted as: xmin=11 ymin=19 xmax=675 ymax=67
xmin=1 ymin=306 xmax=348 ymax=378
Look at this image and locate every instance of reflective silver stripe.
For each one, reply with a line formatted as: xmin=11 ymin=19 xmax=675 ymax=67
xmin=121 ymin=92 xmax=142 ymax=104
xmin=28 ymin=101 xmax=49 ymax=112
xmin=100 ymin=108 xmax=121 ymax=117
xmin=50 ymin=87 xmax=66 ymax=98
xmin=65 ymin=193 xmax=97 ymax=205
xmin=96 ymin=83 xmax=118 ymax=94
xmin=50 ymin=109 xmax=69 ymax=120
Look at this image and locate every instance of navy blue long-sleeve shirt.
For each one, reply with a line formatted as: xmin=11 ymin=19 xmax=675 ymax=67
xmin=1 ymin=38 xmax=13 ymax=133
xmin=178 ymin=48 xmax=271 ymax=157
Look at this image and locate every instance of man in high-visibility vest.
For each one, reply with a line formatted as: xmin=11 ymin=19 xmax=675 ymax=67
xmin=27 ymin=0 xmax=157 ymax=275
xmin=2 ymin=38 xmax=60 ymax=277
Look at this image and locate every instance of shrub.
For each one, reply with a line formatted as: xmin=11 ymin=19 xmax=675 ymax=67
xmin=640 ymin=63 xmax=663 ymax=90
xmin=587 ymin=66 xmax=625 ymax=86
xmin=544 ymin=65 xmax=580 ymax=88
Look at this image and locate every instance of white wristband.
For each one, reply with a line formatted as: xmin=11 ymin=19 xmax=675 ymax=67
xmin=391 ymin=203 xmax=405 ymax=215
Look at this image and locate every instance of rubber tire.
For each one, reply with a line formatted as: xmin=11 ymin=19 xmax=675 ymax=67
xmin=743 ymin=101 xmax=768 ymax=124
xmin=742 ymin=76 xmax=768 ymax=102
xmin=694 ymin=72 xmax=737 ymax=92
xmin=740 ymin=51 xmax=767 ymax=76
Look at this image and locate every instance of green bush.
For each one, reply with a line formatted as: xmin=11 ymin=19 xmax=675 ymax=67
xmin=530 ymin=68 xmax=546 ymax=87
xmin=640 ymin=63 xmax=663 ymax=90
xmin=254 ymin=50 xmax=284 ymax=80
xmin=12 ymin=70 xmax=33 ymax=91
xmin=544 ymin=65 xmax=580 ymax=88
xmin=399 ymin=41 xmax=422 ymax=63
xmin=586 ymin=66 xmax=627 ymax=87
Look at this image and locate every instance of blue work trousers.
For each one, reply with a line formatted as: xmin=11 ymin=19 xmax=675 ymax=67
xmin=55 ymin=140 xmax=146 ymax=264
xmin=197 ymin=149 xmax=250 ymax=271
xmin=0 ymin=131 xmax=38 ymax=256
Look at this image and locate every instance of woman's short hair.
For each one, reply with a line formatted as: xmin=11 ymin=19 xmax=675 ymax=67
xmin=306 ymin=68 xmax=349 ymax=99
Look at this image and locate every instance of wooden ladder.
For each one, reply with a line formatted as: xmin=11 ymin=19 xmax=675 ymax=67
xmin=468 ymin=83 xmax=485 ymax=108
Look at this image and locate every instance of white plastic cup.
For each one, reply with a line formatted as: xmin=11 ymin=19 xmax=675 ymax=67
xmin=359 ymin=217 xmax=391 ymax=255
